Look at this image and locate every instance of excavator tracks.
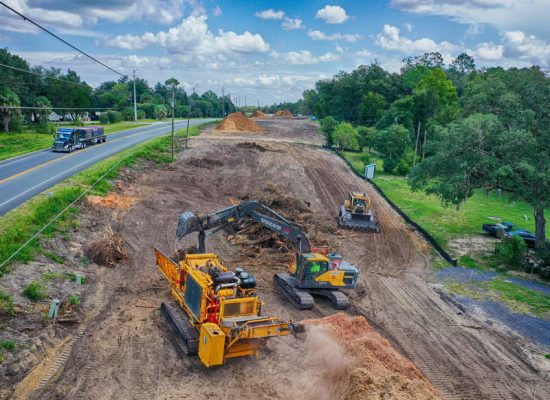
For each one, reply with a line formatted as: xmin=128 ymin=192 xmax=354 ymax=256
xmin=274 ymin=273 xmax=314 ymax=310
xmin=310 ymin=288 xmax=350 ymax=310
xmin=160 ymin=302 xmax=199 ymax=356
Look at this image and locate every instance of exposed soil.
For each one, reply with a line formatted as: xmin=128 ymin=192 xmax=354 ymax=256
xmin=275 ymin=109 xmax=293 ymax=118
xmin=251 ymin=110 xmax=266 ymax=118
xmin=216 ymin=112 xmax=264 ymax=133
xmin=3 ymin=119 xmax=549 ymax=400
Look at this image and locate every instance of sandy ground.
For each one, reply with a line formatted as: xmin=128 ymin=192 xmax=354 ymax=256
xmin=4 ymin=119 xmax=549 ymax=400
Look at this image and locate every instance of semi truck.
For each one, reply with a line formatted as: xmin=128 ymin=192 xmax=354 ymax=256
xmin=52 ymin=126 xmax=106 ymax=152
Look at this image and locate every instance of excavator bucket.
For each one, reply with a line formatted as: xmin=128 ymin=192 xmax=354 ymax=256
xmin=176 ymin=211 xmax=202 ymax=240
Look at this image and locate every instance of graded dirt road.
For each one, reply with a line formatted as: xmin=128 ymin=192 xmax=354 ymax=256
xmin=16 ymin=119 xmax=549 ymax=400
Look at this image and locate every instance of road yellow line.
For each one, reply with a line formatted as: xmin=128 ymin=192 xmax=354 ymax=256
xmin=0 ymin=125 xmax=169 ymax=185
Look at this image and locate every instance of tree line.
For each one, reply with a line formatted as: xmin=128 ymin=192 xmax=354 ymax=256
xmin=0 ymin=48 xmax=236 ymax=133
xmin=298 ymin=51 xmax=550 ymax=259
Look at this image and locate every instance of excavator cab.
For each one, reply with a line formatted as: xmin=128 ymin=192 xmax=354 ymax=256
xmin=289 ymin=252 xmax=358 ymax=290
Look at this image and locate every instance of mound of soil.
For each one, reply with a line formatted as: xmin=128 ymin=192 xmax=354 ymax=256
xmin=304 ymin=314 xmax=442 ymax=400
xmin=216 ymin=112 xmax=264 ymax=132
xmin=87 ymin=194 xmax=136 ymax=209
xmin=275 ymin=109 xmax=293 ymax=118
xmin=251 ymin=110 xmax=266 ymax=118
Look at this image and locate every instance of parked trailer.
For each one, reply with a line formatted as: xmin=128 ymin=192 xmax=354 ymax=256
xmin=52 ymin=126 xmax=106 ymax=152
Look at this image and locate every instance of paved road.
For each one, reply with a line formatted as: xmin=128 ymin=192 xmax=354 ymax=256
xmin=0 ymin=119 xmax=214 ymax=216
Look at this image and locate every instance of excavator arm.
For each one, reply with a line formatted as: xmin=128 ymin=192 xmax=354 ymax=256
xmin=176 ymin=200 xmax=311 ymax=253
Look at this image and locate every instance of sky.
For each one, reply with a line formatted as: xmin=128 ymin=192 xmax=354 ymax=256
xmin=1 ymin=0 xmax=550 ymax=104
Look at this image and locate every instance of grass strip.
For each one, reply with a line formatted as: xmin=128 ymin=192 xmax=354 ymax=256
xmin=0 ymin=122 xmax=210 ymax=277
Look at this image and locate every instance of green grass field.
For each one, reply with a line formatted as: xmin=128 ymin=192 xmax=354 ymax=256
xmin=340 ymin=151 xmax=549 ymax=247
xmin=0 ymin=122 xmax=150 ymax=161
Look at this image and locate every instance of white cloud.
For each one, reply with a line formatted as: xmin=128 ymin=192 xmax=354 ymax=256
xmin=270 ymin=50 xmax=339 ymax=65
xmin=213 ymin=5 xmax=222 ymax=17
xmin=391 ymin=0 xmax=550 ymax=37
xmin=315 ymin=5 xmax=350 ymax=24
xmin=255 ymin=9 xmax=285 ymax=20
xmin=0 ymin=0 xmax=202 ymax=34
xmin=473 ymin=42 xmax=503 ymax=61
xmin=101 ymin=15 xmax=270 ymax=56
xmin=281 ymin=17 xmax=303 ymax=30
xmin=375 ymin=24 xmax=456 ymax=53
xmin=403 ymin=23 xmax=414 ymax=32
xmin=355 ymin=48 xmax=372 ymax=58
xmin=308 ymin=29 xmax=360 ymax=42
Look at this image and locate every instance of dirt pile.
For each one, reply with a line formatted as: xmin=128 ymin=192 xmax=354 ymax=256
xmin=216 ymin=112 xmax=264 ymax=132
xmin=251 ymin=109 xmax=266 ymax=118
xmin=83 ymin=229 xmax=128 ymax=267
xmin=87 ymin=194 xmax=137 ymax=209
xmin=275 ymin=109 xmax=293 ymax=118
xmin=304 ymin=314 xmax=442 ymax=400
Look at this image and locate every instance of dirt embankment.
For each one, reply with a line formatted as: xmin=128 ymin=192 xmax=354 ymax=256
xmin=4 ymin=119 xmax=549 ymax=400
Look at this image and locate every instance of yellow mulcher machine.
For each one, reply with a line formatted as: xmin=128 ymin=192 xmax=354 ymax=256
xmin=154 ymin=247 xmax=303 ymax=367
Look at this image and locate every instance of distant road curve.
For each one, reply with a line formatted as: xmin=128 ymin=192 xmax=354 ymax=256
xmin=0 ymin=119 xmax=215 ymax=216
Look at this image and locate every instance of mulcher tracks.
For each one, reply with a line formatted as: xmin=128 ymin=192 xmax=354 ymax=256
xmin=274 ymin=273 xmax=314 ymax=310
xmin=160 ymin=302 xmax=199 ymax=355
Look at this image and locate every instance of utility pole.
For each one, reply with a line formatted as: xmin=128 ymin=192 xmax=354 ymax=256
xmin=171 ymin=83 xmax=175 ymax=162
xmin=244 ymin=96 xmax=247 ymax=109
xmin=221 ymin=87 xmax=225 ymax=117
xmin=185 ymin=84 xmax=195 ymax=149
xmin=133 ymin=69 xmax=137 ymax=122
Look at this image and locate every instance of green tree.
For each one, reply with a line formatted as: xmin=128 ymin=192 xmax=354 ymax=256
xmin=409 ymin=113 xmax=550 ymax=247
xmin=332 ymin=122 xmax=359 ymax=151
xmin=358 ymin=92 xmax=387 ymax=126
xmin=154 ymin=104 xmax=168 ymax=120
xmin=374 ymin=124 xmax=410 ymax=161
xmin=0 ymin=88 xmax=21 ymax=132
xmin=320 ymin=116 xmax=338 ymax=147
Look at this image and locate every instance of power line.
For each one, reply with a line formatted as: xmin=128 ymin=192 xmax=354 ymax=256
xmin=0 ymin=63 xmax=90 ymax=87
xmin=0 ymin=1 xmax=126 ymax=77
xmin=0 ymin=106 xmax=125 ymax=110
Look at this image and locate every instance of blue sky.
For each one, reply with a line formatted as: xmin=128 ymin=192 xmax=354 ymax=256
xmin=1 ymin=1 xmax=550 ymax=104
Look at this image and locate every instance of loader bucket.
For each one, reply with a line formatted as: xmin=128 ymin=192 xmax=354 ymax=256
xmin=176 ymin=211 xmax=202 ymax=239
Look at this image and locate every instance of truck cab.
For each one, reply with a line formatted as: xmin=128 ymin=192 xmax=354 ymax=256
xmin=52 ymin=128 xmax=80 ymax=152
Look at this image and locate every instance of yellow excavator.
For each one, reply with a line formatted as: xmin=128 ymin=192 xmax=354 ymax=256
xmin=154 ymin=248 xmax=303 ymax=367
xmin=176 ymin=200 xmax=359 ymax=310
xmin=338 ymin=191 xmax=380 ymax=232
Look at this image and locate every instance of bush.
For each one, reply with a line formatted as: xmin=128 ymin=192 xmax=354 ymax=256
xmin=74 ymin=118 xmax=84 ymax=127
xmin=532 ymin=242 xmax=550 ymax=280
xmin=22 ymin=281 xmax=47 ymax=301
xmin=68 ymin=294 xmax=80 ymax=305
xmin=360 ymin=153 xmax=371 ymax=165
xmin=0 ymin=339 xmax=15 ymax=351
xmin=137 ymin=110 xmax=146 ymax=120
xmin=395 ymin=158 xmax=411 ymax=175
xmin=99 ymin=113 xmax=110 ymax=124
xmin=333 ymin=122 xmax=360 ymax=151
xmin=8 ymin=114 xmax=23 ymax=132
xmin=0 ymin=290 xmax=14 ymax=316
xmin=320 ymin=116 xmax=338 ymax=147
xmin=107 ymin=111 xmax=123 ymax=123
xmin=495 ymin=236 xmax=527 ymax=269
xmin=383 ymin=158 xmax=398 ymax=173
